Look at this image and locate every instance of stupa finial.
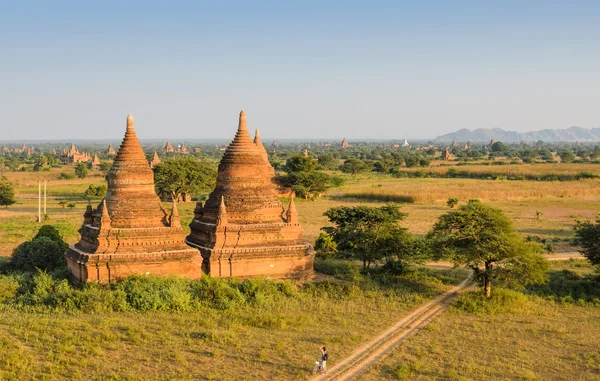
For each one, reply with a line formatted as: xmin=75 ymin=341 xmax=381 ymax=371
xmin=238 ymin=110 xmax=247 ymax=131
xmin=126 ymin=114 xmax=134 ymax=130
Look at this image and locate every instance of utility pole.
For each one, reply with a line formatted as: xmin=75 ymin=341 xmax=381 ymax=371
xmin=38 ymin=181 xmax=41 ymax=223
xmin=44 ymin=181 xmax=47 ymax=216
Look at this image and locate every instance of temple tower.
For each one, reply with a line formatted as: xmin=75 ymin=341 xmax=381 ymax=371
xmin=186 ymin=111 xmax=314 ymax=279
xmin=65 ymin=114 xmax=201 ymax=284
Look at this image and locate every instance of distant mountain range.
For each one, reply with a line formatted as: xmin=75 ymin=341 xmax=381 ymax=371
xmin=434 ymin=127 xmax=600 ymax=143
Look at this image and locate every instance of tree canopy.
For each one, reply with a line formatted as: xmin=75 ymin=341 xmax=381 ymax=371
xmin=153 ymin=157 xmax=217 ymax=202
xmin=323 ymin=204 xmax=427 ymax=270
xmin=0 ymin=179 xmax=16 ymax=208
xmin=278 ymin=154 xmax=338 ymax=199
xmin=574 ymin=218 xmax=600 ymax=267
xmin=427 ymin=200 xmax=548 ymax=298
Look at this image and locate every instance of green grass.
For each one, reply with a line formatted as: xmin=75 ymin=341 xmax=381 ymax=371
xmin=0 ymin=263 xmax=466 ymax=380
xmin=357 ymin=261 xmax=600 ymax=381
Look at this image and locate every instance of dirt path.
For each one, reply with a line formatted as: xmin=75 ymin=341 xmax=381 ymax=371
xmin=314 ymin=276 xmax=472 ymax=381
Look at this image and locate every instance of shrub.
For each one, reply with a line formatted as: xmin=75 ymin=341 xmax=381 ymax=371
xmin=10 ymin=237 xmax=66 ymax=272
xmin=34 ymin=225 xmax=69 ymax=252
xmin=452 ymin=288 xmax=536 ymax=314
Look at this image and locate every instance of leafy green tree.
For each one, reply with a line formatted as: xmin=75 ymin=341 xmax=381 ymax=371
xmin=314 ymin=232 xmax=337 ymax=258
xmin=491 ymin=141 xmax=507 ymax=153
xmin=323 ymin=204 xmax=425 ymax=270
xmin=559 ymin=149 xmax=576 ymax=163
xmin=280 ymin=171 xmax=332 ymax=199
xmin=574 ymin=218 xmax=600 ymax=267
xmin=0 ymin=180 xmax=16 ymax=208
xmin=427 ymin=200 xmax=549 ymax=298
xmin=153 ymin=157 xmax=217 ymax=202
xmin=74 ymin=162 xmax=88 ymax=179
xmin=446 ymin=197 xmax=458 ymax=208
xmin=339 ymin=158 xmax=372 ymax=174
xmin=317 ymin=154 xmax=339 ymax=170
xmin=279 ymin=155 xmax=334 ymax=199
xmin=285 ymin=155 xmax=318 ymax=173
xmin=10 ymin=236 xmax=66 ymax=271
xmin=34 ymin=225 xmax=69 ymax=252
xmin=84 ymin=184 xmax=107 ymax=199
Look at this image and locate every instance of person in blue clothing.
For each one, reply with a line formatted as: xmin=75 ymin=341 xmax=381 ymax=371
xmin=320 ymin=346 xmax=328 ymax=374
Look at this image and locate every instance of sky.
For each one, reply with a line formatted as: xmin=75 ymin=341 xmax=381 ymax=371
xmin=1 ymin=1 xmax=599 ymax=140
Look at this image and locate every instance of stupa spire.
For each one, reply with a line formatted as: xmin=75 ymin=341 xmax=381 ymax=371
xmin=216 ymin=196 xmax=228 ymax=226
xmin=170 ymin=200 xmax=181 ymax=229
xmin=126 ymin=114 xmax=134 ymax=131
xmin=99 ymin=199 xmax=111 ymax=231
xmin=286 ymin=193 xmax=298 ymax=224
xmin=238 ymin=110 xmax=247 ymax=131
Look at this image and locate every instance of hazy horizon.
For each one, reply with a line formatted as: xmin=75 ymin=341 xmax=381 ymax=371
xmin=2 ymin=1 xmax=599 ymax=140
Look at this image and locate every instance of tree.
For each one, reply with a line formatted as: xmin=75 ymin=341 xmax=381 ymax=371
xmin=574 ymin=218 xmax=600 ymax=267
xmin=322 ymin=204 xmax=426 ymax=270
xmin=34 ymin=225 xmax=69 ymax=252
xmin=279 ymin=155 xmax=334 ymax=199
xmin=0 ymin=180 xmax=16 ymax=208
xmin=491 ymin=141 xmax=507 ymax=153
xmin=446 ymin=198 xmax=458 ymax=208
xmin=153 ymin=157 xmax=217 ymax=202
xmin=10 ymin=236 xmax=66 ymax=271
xmin=314 ymin=232 xmax=337 ymax=258
xmin=427 ymin=200 xmax=549 ymax=298
xmin=559 ymin=149 xmax=576 ymax=163
xmin=74 ymin=162 xmax=88 ymax=179
xmin=84 ymin=184 xmax=107 ymax=200
xmin=285 ymin=155 xmax=318 ymax=173
xmin=279 ymin=171 xmax=332 ymax=199
xmin=339 ymin=158 xmax=372 ymax=175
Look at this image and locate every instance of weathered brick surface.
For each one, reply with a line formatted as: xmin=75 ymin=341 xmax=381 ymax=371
xmin=187 ymin=111 xmax=315 ymax=279
xmin=66 ymin=114 xmax=201 ymax=283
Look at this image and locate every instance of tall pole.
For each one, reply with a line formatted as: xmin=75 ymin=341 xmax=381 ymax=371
xmin=44 ymin=181 xmax=47 ymax=215
xmin=38 ymin=181 xmax=41 ymax=223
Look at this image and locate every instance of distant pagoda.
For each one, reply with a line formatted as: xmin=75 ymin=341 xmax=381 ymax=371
xmin=186 ymin=111 xmax=314 ymax=278
xmin=65 ymin=114 xmax=201 ymax=283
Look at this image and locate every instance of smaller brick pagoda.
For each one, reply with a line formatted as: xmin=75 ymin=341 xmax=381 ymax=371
xmin=65 ymin=114 xmax=201 ymax=283
xmin=186 ymin=111 xmax=314 ymax=278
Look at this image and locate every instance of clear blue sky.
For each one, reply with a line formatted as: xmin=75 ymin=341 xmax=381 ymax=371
xmin=1 ymin=1 xmax=599 ymax=140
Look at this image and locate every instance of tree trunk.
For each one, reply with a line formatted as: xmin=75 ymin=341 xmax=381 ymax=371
xmin=484 ymin=275 xmax=491 ymax=298
xmin=484 ymin=262 xmax=492 ymax=298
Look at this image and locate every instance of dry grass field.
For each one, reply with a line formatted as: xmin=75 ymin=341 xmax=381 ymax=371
xmin=358 ymin=261 xmax=600 ymax=381
xmin=2 ymin=168 xmax=599 ymax=255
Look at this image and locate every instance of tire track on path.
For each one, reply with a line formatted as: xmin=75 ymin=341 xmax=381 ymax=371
xmin=315 ymin=275 xmax=472 ymax=381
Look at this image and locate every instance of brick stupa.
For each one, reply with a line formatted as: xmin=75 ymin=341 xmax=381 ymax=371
xmin=186 ymin=111 xmax=314 ymax=278
xmin=65 ymin=114 xmax=201 ymax=283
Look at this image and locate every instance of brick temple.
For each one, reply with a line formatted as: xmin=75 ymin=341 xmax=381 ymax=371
xmin=186 ymin=111 xmax=314 ymax=278
xmin=65 ymin=114 xmax=201 ymax=283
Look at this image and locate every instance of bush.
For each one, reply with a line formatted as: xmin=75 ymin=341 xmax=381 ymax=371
xmin=58 ymin=172 xmax=76 ymax=180
xmin=452 ymin=288 xmax=536 ymax=314
xmin=10 ymin=237 xmax=66 ymax=272
xmin=34 ymin=225 xmax=69 ymax=252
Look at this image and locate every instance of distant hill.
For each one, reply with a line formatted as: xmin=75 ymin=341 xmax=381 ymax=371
xmin=434 ymin=127 xmax=600 ymax=143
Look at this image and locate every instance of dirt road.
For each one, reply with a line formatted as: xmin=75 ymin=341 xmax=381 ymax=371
xmin=315 ymin=275 xmax=472 ymax=381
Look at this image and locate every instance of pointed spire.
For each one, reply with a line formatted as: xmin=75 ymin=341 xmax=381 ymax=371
xmin=303 ymin=149 xmax=309 ymax=158
xmin=286 ymin=193 xmax=299 ymax=224
xmin=99 ymin=199 xmax=112 ymax=230
xmin=170 ymin=200 xmax=181 ymax=229
xmin=126 ymin=114 xmax=134 ymax=131
xmin=238 ymin=110 xmax=247 ymax=131
xmin=254 ymin=128 xmax=269 ymax=161
xmin=216 ymin=196 xmax=228 ymax=226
